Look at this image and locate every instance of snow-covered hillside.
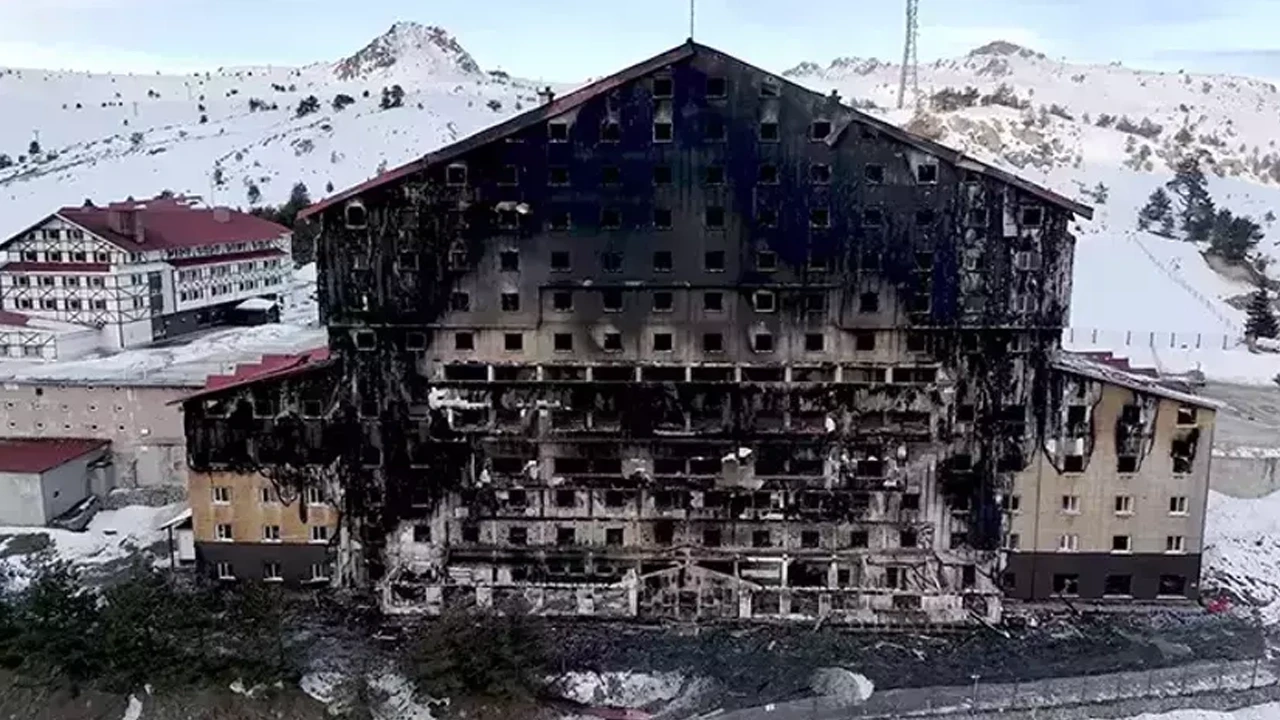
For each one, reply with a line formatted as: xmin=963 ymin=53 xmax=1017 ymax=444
xmin=788 ymin=42 xmax=1280 ymax=341
xmin=0 ymin=22 xmax=557 ymax=233
xmin=3 ymin=27 xmax=1280 ymax=369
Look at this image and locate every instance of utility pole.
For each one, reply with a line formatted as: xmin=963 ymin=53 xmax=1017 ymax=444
xmin=897 ymin=0 xmax=920 ymax=110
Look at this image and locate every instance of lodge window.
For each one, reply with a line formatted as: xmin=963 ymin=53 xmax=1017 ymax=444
xmin=600 ymin=120 xmax=622 ymax=142
xmin=653 ymin=121 xmax=673 ymax=142
xmin=810 ymin=208 xmax=830 ymax=228
xmin=752 ymin=332 xmax=774 ymax=353
xmin=804 ymin=334 xmax=825 ymax=352
xmin=454 ymin=332 xmax=474 ymax=351
xmin=553 ymin=333 xmax=573 ymax=352
xmin=653 ymin=291 xmax=674 ymax=312
xmin=706 ymin=77 xmax=727 ymax=97
xmin=445 ymin=164 xmax=467 ymax=185
xmin=865 ymin=164 xmax=885 ymax=184
xmin=602 ymin=165 xmax=621 ymax=185
xmin=499 ymin=250 xmax=519 ymax=271
xmin=758 ymin=164 xmax=779 ymax=184
xmin=916 ymin=163 xmax=939 ymax=184
xmin=654 ymin=208 xmax=673 ymax=230
xmin=810 ymin=163 xmax=832 ymax=184
xmin=548 ymin=166 xmax=569 ymax=186
xmin=501 ymin=293 xmax=520 ymax=311
xmin=548 ymin=121 xmax=569 ymax=142
xmin=552 ymin=291 xmax=573 ymax=311
xmin=550 ymin=251 xmax=571 ymax=271
xmin=703 ymin=292 xmax=723 ymax=311
xmin=704 ymin=115 xmax=726 ymax=141
xmin=704 ymin=251 xmax=725 ymax=272
xmin=1021 ymin=206 xmax=1044 ymax=226
xmin=653 ymin=165 xmax=673 ymax=185
xmin=759 ymin=122 xmax=779 ymax=141
xmin=703 ymin=333 xmax=724 ymax=353
xmin=653 ymin=76 xmax=673 ymax=98
xmin=497 ymin=165 xmax=519 ymax=185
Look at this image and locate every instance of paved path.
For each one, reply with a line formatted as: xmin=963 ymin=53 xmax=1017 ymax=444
xmin=701 ymin=658 xmax=1275 ymax=720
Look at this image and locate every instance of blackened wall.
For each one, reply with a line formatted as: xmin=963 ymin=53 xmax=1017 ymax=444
xmin=1004 ymin=552 xmax=1201 ymax=601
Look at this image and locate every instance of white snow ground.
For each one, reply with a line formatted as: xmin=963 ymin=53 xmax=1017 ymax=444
xmin=1110 ymin=704 xmax=1280 ymax=720
xmin=0 ymin=501 xmax=186 ymax=585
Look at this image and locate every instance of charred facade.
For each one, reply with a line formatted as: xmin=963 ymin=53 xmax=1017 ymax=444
xmin=184 ymin=42 xmax=1095 ymax=623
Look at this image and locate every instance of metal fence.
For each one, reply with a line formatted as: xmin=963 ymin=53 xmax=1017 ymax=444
xmin=711 ymin=657 xmax=1276 ymax=720
xmin=1063 ymin=327 xmax=1236 ymax=352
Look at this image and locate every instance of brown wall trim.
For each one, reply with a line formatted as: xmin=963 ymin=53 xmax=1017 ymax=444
xmin=1004 ymin=552 xmax=1201 ymax=601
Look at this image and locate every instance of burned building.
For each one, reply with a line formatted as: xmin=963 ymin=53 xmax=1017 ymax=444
xmin=183 ymin=41 xmax=1098 ymax=624
xmin=1003 ymin=353 xmax=1218 ymax=602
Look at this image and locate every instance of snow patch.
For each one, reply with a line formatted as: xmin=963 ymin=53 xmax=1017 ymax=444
xmin=551 ymin=671 xmax=686 ymax=708
xmin=1203 ymin=489 xmax=1280 ymax=621
xmin=121 ymin=694 xmax=143 ymax=720
xmin=810 ymin=668 xmax=875 ymax=705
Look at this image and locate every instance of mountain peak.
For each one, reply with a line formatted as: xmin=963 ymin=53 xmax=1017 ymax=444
xmin=967 ymin=40 xmax=1045 ymax=59
xmin=334 ymin=22 xmax=481 ymax=81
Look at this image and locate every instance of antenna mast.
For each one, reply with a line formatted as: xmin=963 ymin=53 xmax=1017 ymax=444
xmin=689 ymin=0 xmax=696 ymax=40
xmin=897 ymin=0 xmax=919 ymax=110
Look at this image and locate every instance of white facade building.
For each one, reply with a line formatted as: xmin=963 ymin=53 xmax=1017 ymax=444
xmin=0 ymin=195 xmax=291 ymax=352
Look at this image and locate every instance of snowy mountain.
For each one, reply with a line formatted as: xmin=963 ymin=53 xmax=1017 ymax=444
xmin=0 ymin=22 xmax=559 ymax=238
xmin=3 ymin=28 xmax=1280 ymax=350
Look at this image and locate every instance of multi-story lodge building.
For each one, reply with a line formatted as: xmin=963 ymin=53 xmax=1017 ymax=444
xmin=176 ymin=41 xmax=1209 ymax=624
xmin=0 ymin=195 xmax=291 ymax=353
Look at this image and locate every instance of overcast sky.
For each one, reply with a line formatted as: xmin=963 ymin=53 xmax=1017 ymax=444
xmin=0 ymin=0 xmax=1276 ymax=81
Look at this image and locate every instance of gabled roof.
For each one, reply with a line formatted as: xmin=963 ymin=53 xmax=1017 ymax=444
xmin=0 ymin=197 xmax=292 ymax=254
xmin=0 ymin=438 xmax=110 ymax=474
xmin=1052 ymin=351 xmax=1222 ymax=410
xmin=301 ymin=40 xmax=1092 ymax=220
xmin=174 ymin=347 xmax=332 ymax=405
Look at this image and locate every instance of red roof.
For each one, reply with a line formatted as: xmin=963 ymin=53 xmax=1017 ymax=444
xmin=300 ymin=41 xmax=1091 ymax=221
xmin=58 ymin=197 xmax=289 ymax=252
xmin=169 ymin=248 xmax=287 ymax=268
xmin=0 ymin=310 xmax=30 ymax=327
xmin=1 ymin=262 xmax=110 ymax=273
xmin=0 ymin=438 xmax=110 ymax=474
xmin=176 ymin=347 xmax=331 ymax=404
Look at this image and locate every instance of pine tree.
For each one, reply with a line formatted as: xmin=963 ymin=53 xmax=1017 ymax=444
xmin=1246 ymin=282 xmax=1279 ymax=340
xmin=1137 ymin=187 xmax=1175 ymax=236
xmin=1165 ymin=156 xmax=1215 ymax=241
xmin=27 ymin=139 xmax=40 ymax=156
xmin=1209 ymin=208 xmax=1264 ymax=263
xmin=247 ymin=183 xmax=261 ymax=205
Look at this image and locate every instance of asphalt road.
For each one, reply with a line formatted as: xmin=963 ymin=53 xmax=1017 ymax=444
xmin=1199 ymin=382 xmax=1280 ymax=450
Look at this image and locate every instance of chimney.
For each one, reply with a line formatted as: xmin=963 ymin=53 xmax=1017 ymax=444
xmin=107 ymin=206 xmax=145 ymax=243
xmin=538 ymin=85 xmax=555 ymax=104
xmin=829 ymin=89 xmax=841 ymax=103
xmin=212 ymin=206 xmax=231 ymax=223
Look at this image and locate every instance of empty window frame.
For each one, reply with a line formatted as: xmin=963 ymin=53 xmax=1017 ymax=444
xmin=548 ymin=121 xmax=569 ymax=142
xmin=445 ymin=163 xmax=468 ymax=186
xmin=599 ymin=120 xmax=622 ymax=142
xmin=916 ymin=162 xmax=939 ymax=184
xmin=756 ymin=250 xmax=778 ymax=271
xmin=704 ymin=251 xmax=725 ymax=272
xmin=653 ymin=208 xmax=673 ymax=229
xmin=752 ymin=290 xmax=777 ymax=313
xmin=758 ymin=163 xmax=779 ymax=184
xmin=810 ymin=120 xmax=832 ymax=140
xmin=810 ymin=163 xmax=832 ymax=184
xmin=653 ymin=250 xmax=673 ymax=272
xmin=759 ymin=121 xmax=780 ymax=141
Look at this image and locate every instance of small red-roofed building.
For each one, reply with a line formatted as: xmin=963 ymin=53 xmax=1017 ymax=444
xmin=0 ymin=194 xmax=292 ymax=351
xmin=0 ymin=437 xmax=112 ymax=526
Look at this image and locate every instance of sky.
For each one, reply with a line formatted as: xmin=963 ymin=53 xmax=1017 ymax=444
xmin=1 ymin=0 xmax=1279 ymax=81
